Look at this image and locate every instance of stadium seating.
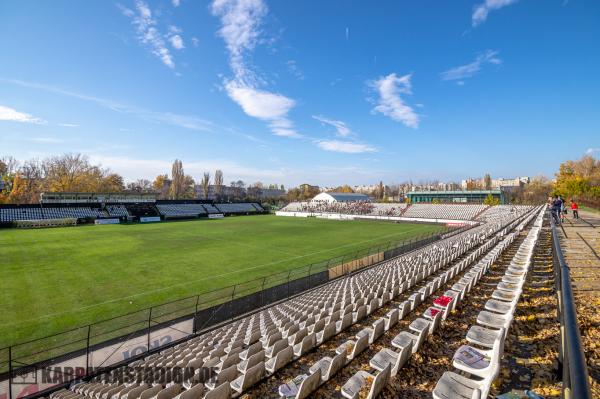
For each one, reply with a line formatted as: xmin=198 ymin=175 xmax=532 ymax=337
xmin=280 ymin=201 xmax=504 ymax=221
xmin=432 ymin=210 xmax=544 ymax=399
xmin=402 ymin=204 xmax=487 ymax=220
xmin=105 ymin=205 xmax=130 ymax=218
xmin=0 ymin=207 xmax=45 ymax=222
xmin=215 ymin=203 xmax=261 ymax=214
xmin=157 ymin=204 xmax=208 ymax=218
xmin=42 ymin=207 xmax=105 ymax=219
xmin=57 ymin=205 xmax=541 ymax=399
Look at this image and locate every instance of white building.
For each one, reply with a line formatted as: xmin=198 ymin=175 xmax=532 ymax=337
xmin=312 ymin=192 xmax=370 ymax=203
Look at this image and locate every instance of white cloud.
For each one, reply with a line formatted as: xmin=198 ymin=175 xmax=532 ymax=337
xmin=440 ymin=50 xmax=501 ymax=81
xmin=172 ymin=0 xmax=180 ymax=6
xmin=472 ymin=0 xmax=518 ymax=27
xmin=0 ymin=105 xmax=46 ymax=124
xmin=369 ymin=73 xmax=419 ymax=128
xmin=121 ymin=0 xmax=175 ymax=68
xmin=225 ymin=83 xmax=294 ymax=121
xmin=212 ymin=0 xmax=300 ymax=138
xmin=191 ymin=37 xmax=199 ymax=47
xmin=316 ymin=140 xmax=376 ymax=154
xmin=225 ymin=82 xmax=300 ymax=138
xmin=117 ymin=3 xmax=135 ymax=17
xmin=211 ymin=0 xmax=268 ymax=85
xmin=4 ymin=79 xmax=214 ymax=132
xmin=312 ymin=115 xmax=351 ymax=137
xmin=345 ymin=27 xmax=349 ymax=41
xmin=169 ymin=35 xmax=185 ymax=50
xmin=586 ymin=148 xmax=600 ymax=155
xmin=58 ymin=123 xmax=78 ymax=127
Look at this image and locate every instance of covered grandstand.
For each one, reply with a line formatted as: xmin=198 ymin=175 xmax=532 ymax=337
xmin=0 ymin=193 xmax=266 ymax=227
xmin=407 ymin=189 xmax=506 ymax=204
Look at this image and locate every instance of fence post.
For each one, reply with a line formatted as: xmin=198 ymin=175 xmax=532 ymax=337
xmin=307 ymin=265 xmax=313 ymax=288
xmin=147 ymin=307 xmax=152 ymax=353
xmin=8 ymin=346 xmax=12 ymax=399
xmin=230 ymin=285 xmax=237 ymax=321
xmin=286 ymin=270 xmax=292 ymax=297
xmin=261 ymin=277 xmax=267 ymax=307
xmin=85 ymin=324 xmax=91 ymax=376
xmin=193 ymin=295 xmax=200 ymax=334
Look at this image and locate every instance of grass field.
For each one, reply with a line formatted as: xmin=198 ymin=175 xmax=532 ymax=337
xmin=0 ymin=215 xmax=442 ymax=349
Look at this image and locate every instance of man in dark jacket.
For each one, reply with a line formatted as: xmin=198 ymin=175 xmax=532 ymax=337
xmin=551 ymin=196 xmax=563 ymax=224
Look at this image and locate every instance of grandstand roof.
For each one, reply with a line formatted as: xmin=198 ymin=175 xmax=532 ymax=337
xmin=312 ymin=192 xmax=369 ymax=202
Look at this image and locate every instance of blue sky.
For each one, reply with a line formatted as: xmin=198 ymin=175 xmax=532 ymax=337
xmin=1 ymin=0 xmax=599 ymax=186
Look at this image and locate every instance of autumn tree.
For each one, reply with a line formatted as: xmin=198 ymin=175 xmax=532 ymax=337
xmin=182 ymin=175 xmax=196 ymax=199
xmin=553 ymin=154 xmax=600 ymax=207
xmin=214 ymin=169 xmax=223 ymax=200
xmin=521 ymin=176 xmax=553 ymax=204
xmin=127 ymin=179 xmax=152 ymax=192
xmin=483 ymin=193 xmax=500 ymax=206
xmin=201 ymin=172 xmax=211 ymax=199
xmin=8 ymin=159 xmax=44 ymax=203
xmin=484 ymin=174 xmax=492 ymax=190
xmin=169 ymin=159 xmax=185 ymax=199
xmin=100 ymin=173 xmax=125 ymax=192
xmin=153 ymin=174 xmax=171 ymax=199
xmin=329 ymin=185 xmax=354 ymax=193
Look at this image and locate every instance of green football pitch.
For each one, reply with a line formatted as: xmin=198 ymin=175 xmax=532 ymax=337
xmin=0 ymin=215 xmax=443 ymax=349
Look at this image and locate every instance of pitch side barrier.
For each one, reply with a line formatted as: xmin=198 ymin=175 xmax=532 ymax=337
xmin=0 ymin=226 xmax=464 ymax=399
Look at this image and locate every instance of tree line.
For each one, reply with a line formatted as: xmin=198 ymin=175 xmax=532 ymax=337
xmin=2 ymin=152 xmax=596 ymax=207
xmin=0 ymin=154 xmax=284 ymax=204
xmin=552 ymin=154 xmax=600 ymax=207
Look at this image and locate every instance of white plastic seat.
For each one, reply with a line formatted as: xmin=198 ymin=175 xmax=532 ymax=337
xmin=484 ymin=299 xmax=514 ymax=314
xmin=392 ymin=327 xmax=424 ymax=354
xmin=229 ymin=361 xmax=264 ymax=396
xmin=237 ymin=350 xmax=264 ymax=373
xmin=466 ymin=325 xmax=502 ymax=349
xmin=477 ymin=310 xmax=512 ymax=332
xmin=452 ymin=330 xmax=504 ymax=379
xmin=335 ymin=334 xmax=369 ymax=364
xmin=173 ymin=383 xmax=203 ymax=399
xmin=369 ymin=345 xmax=411 ymax=376
xmin=383 ymin=308 xmax=399 ymax=331
xmin=309 ymin=352 xmax=345 ymax=382
xmin=317 ymin=322 xmax=336 ymax=344
xmin=204 ymin=364 xmax=238 ymax=390
xmin=293 ymin=333 xmax=316 ymax=357
xmin=203 ymin=382 xmax=230 ymax=399
xmin=265 ymin=345 xmax=293 ymax=375
xmin=277 ymin=370 xmax=321 ymax=399
xmin=340 ymin=363 xmax=390 ymax=399
xmin=239 ymin=341 xmax=262 ymax=360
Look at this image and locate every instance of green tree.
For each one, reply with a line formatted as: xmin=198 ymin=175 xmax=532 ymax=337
xmin=483 ymin=193 xmax=500 ymax=206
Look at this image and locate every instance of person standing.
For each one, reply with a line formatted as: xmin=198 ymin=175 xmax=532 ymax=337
xmin=571 ymin=200 xmax=579 ymax=219
xmin=551 ymin=196 xmax=562 ymax=224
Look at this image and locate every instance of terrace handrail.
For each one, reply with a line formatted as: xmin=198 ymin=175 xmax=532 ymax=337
xmin=550 ymin=216 xmax=592 ymax=399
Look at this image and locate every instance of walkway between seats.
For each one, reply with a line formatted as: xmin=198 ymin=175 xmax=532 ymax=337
xmin=557 ymin=209 xmax=600 ymax=396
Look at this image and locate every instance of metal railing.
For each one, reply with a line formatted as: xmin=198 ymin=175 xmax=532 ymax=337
xmin=550 ymin=216 xmax=592 ymax=399
xmin=0 ymin=225 xmax=463 ymax=399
